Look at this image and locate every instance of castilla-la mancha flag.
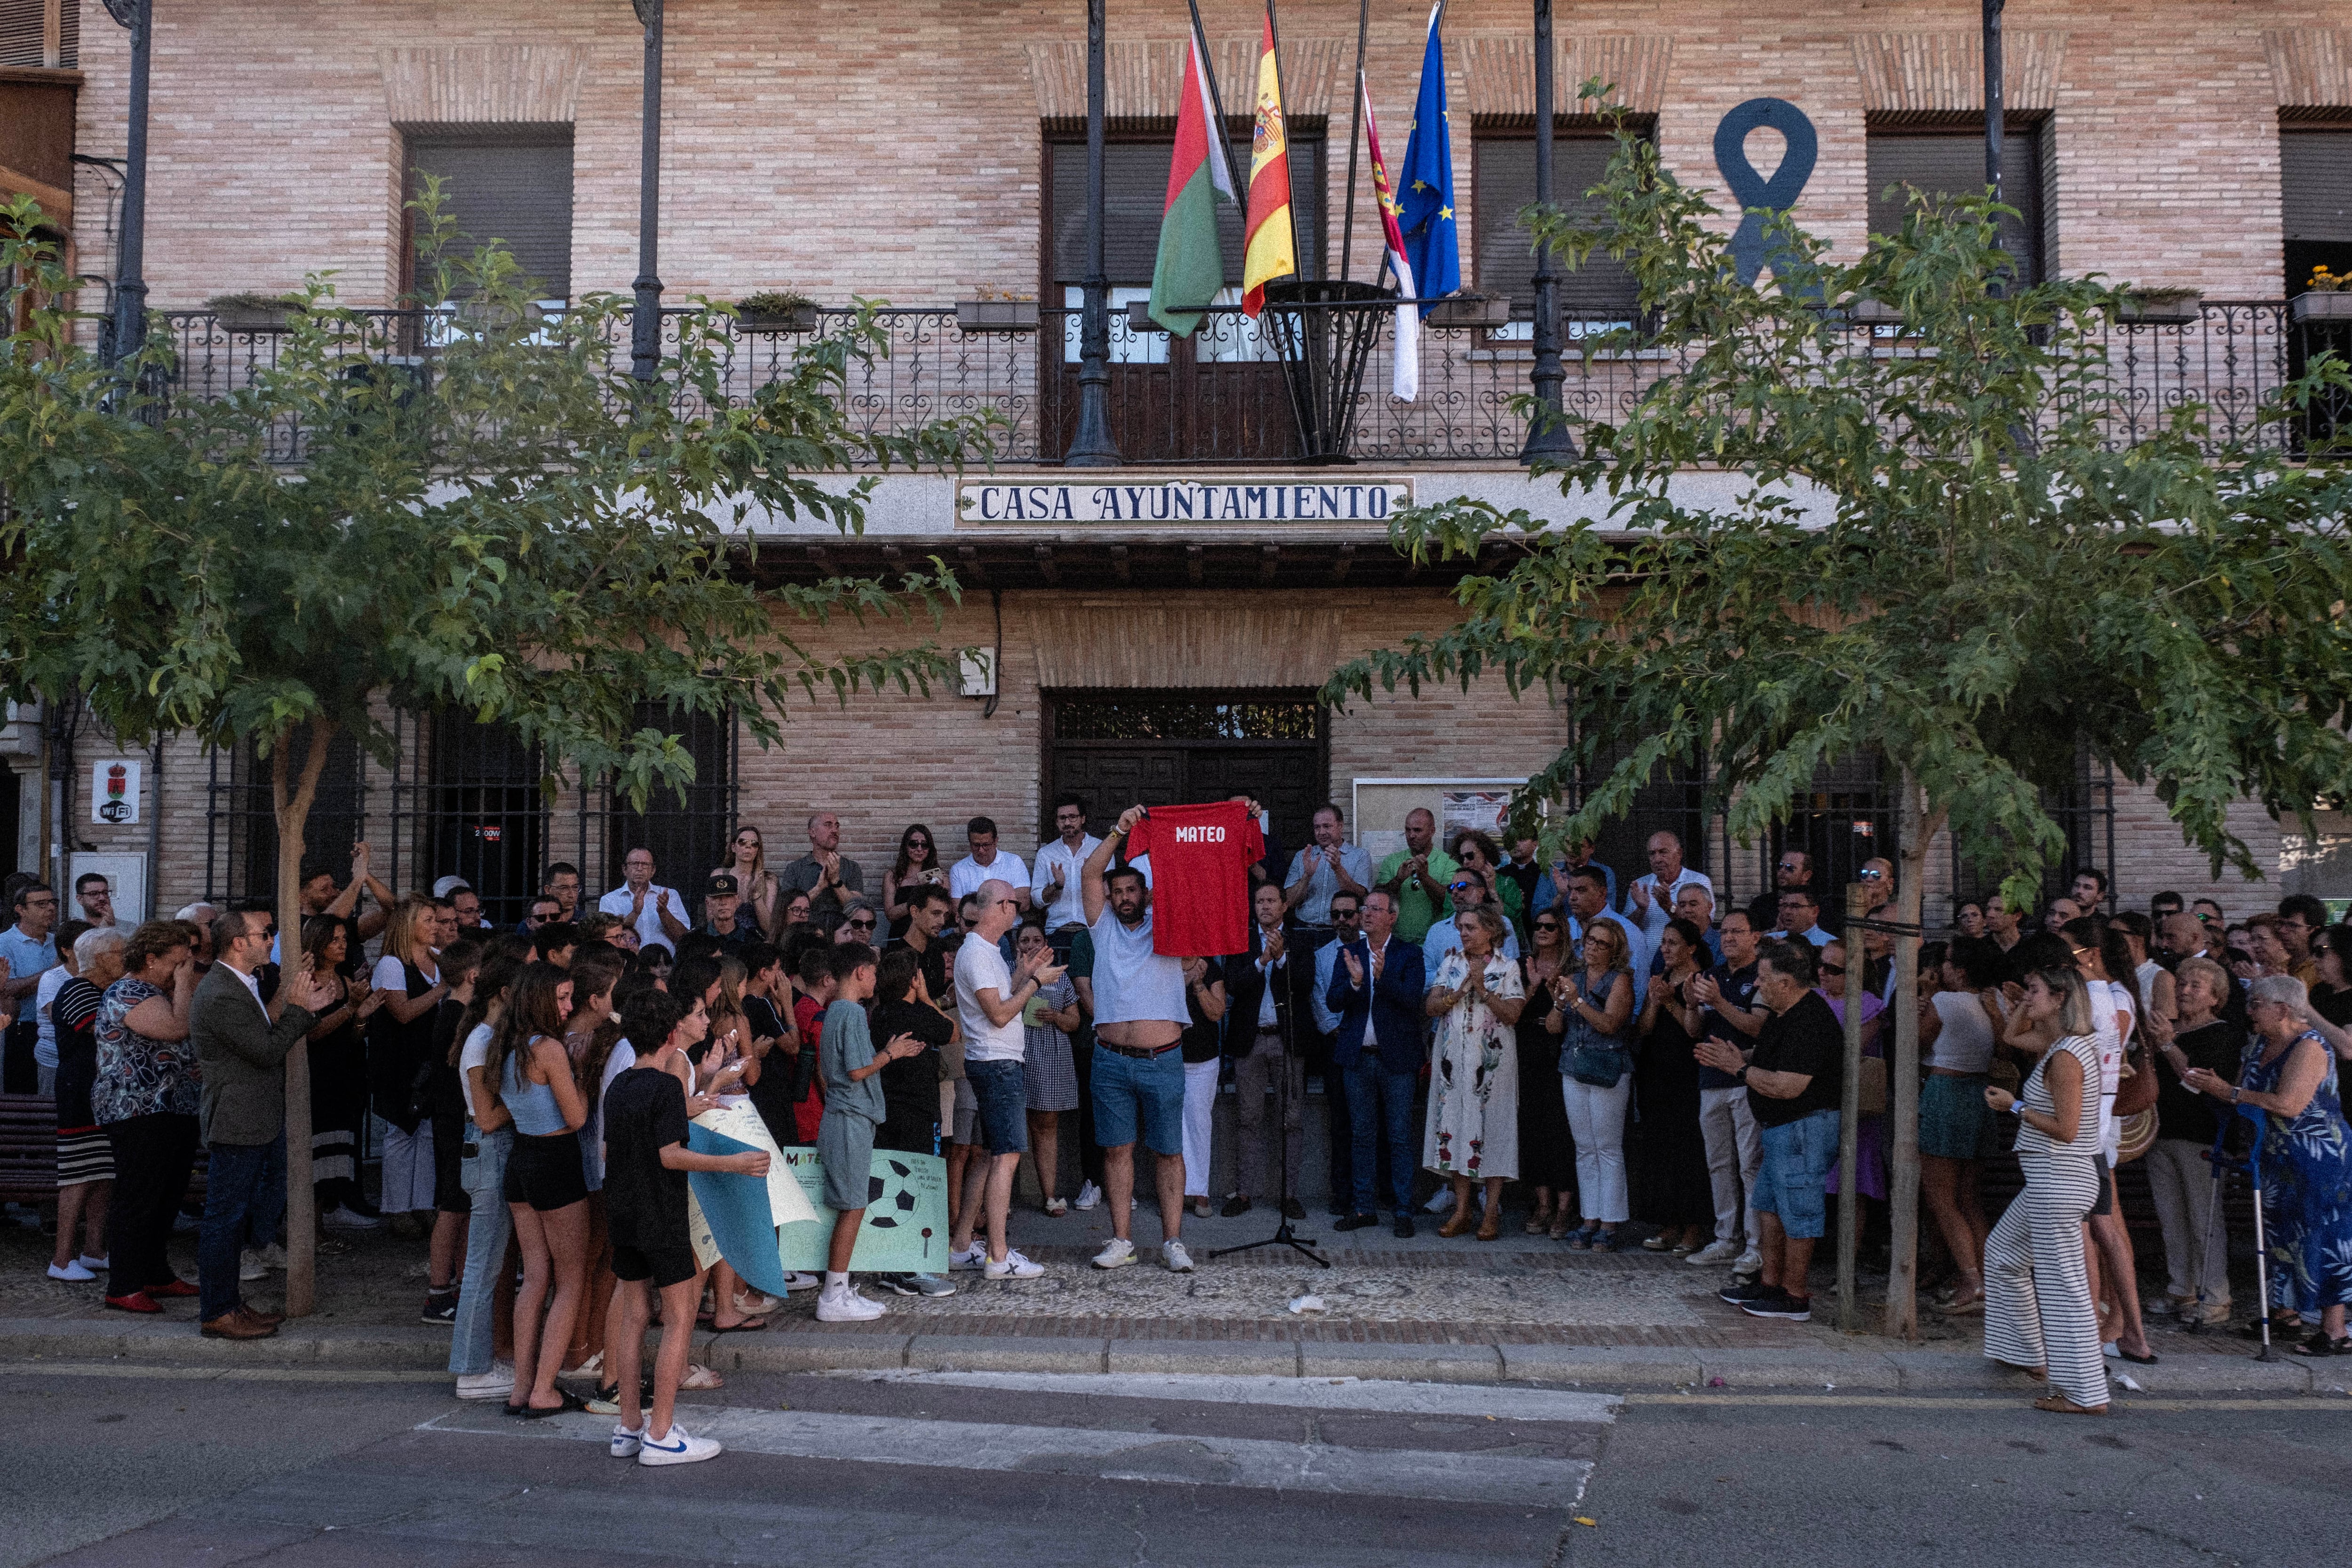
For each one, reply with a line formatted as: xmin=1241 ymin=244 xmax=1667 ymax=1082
xmin=1148 ymin=14 xmax=1237 ymax=336
xmin=1240 ymin=13 xmax=1296 ymax=317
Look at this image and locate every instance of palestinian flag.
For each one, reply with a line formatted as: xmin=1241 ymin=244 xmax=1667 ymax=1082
xmin=1240 ymin=13 xmax=1296 ymax=317
xmin=1148 ymin=16 xmax=1236 ymax=336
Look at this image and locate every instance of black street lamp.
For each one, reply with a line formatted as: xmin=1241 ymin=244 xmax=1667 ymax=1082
xmin=630 ymin=0 xmax=665 ymax=386
xmin=1982 ymin=0 xmax=2004 ymax=204
xmin=1065 ymin=0 xmax=1120 ymax=466
xmin=1519 ymin=0 xmax=1576 ymax=464
xmin=99 ymin=0 xmax=150 ymax=368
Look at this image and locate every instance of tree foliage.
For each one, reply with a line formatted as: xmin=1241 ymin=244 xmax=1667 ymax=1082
xmin=1322 ymin=110 xmax=2352 ymax=899
xmin=0 ymin=183 xmax=982 ymax=814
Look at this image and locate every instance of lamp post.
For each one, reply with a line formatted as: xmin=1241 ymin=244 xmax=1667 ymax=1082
xmin=1065 ymin=0 xmax=1120 ymax=466
xmin=1519 ymin=0 xmax=1576 ymax=464
xmin=99 ymin=0 xmax=150 ymax=368
xmin=630 ymin=0 xmax=665 ymax=386
xmin=1982 ymin=0 xmax=2004 ymax=204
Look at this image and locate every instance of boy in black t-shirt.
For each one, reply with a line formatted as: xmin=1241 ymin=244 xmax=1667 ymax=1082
xmin=603 ymin=987 xmax=769 ymax=1468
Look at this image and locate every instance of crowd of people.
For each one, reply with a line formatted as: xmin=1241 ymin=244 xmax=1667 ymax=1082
xmin=7 ymin=803 xmax=2352 ymax=1432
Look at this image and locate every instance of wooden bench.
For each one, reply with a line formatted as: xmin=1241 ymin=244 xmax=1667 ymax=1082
xmin=0 ymin=1093 xmax=59 ymax=1204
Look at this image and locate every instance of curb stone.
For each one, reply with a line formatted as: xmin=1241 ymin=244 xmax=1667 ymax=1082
xmin=0 ymin=1316 xmax=2336 ymax=1396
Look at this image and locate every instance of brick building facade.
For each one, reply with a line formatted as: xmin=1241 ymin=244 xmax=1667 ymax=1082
xmin=6 ymin=0 xmax=2350 ymax=926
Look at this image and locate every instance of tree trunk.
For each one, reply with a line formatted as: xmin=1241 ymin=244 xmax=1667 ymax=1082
xmin=1883 ymin=771 xmax=1941 ymax=1342
xmin=274 ymin=720 xmax=336 ymax=1318
xmin=1835 ymin=882 xmax=1867 ymax=1331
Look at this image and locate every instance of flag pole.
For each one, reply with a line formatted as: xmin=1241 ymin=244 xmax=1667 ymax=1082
xmin=1263 ymin=0 xmax=1304 ymax=278
xmin=1182 ymin=0 xmax=1250 ymax=216
xmin=1340 ymin=0 xmax=1369 ymax=282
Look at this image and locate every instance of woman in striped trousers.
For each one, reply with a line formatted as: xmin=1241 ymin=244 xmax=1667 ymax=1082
xmin=1982 ymin=966 xmax=2109 ymax=1416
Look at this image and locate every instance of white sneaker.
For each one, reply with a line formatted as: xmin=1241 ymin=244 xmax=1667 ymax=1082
xmin=948 ymin=1242 xmax=988 ymax=1272
xmin=256 ymin=1243 xmax=288 ymax=1271
xmin=637 ymin=1423 xmax=723 ymax=1467
xmin=1161 ymin=1240 xmax=1194 ymax=1274
xmin=239 ymin=1249 xmax=269 ymax=1282
xmin=1424 ymin=1190 xmax=1454 ymax=1213
xmin=610 ymin=1422 xmax=644 ymax=1458
xmin=454 ymin=1363 xmax=516 ymax=1401
xmin=781 ymin=1271 xmax=821 ymax=1293
xmin=1686 ymin=1240 xmax=1743 ymax=1266
xmin=77 ymin=1253 xmax=109 ymax=1271
xmin=46 ymin=1260 xmax=96 ymax=1282
xmin=985 ymin=1249 xmax=1045 ymax=1280
xmin=816 ymin=1282 xmax=887 ymax=1322
xmin=1092 ymin=1237 xmax=1137 ymax=1270
xmin=324 ymin=1206 xmax=384 ymax=1231
xmin=1074 ymin=1181 xmax=1103 ymax=1211
xmin=1732 ymin=1250 xmax=1763 ymax=1276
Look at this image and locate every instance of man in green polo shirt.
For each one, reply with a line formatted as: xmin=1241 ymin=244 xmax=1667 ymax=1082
xmin=1374 ymin=808 xmax=1456 ymax=947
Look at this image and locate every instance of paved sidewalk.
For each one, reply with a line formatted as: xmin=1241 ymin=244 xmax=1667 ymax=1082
xmin=5 ymin=1205 xmax=2342 ymax=1396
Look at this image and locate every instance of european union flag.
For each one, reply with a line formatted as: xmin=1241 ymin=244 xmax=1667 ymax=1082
xmin=1395 ymin=11 xmax=1460 ymax=302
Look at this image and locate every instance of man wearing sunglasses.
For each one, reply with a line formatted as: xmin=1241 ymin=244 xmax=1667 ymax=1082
xmin=1746 ymin=849 xmax=1817 ymax=938
xmin=699 ymin=875 xmax=758 ymax=955
xmin=1421 ymin=869 xmax=1520 ymax=972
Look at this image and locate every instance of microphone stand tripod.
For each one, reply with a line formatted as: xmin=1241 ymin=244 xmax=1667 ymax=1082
xmin=1212 ymin=926 xmax=1330 ymax=1267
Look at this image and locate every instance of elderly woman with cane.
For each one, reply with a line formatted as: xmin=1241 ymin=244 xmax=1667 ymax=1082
xmin=2183 ymin=975 xmax=2352 ymax=1357
xmin=1982 ymin=965 xmax=2109 ymax=1415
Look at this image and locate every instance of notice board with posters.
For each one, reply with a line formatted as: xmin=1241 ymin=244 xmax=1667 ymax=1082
xmin=1350 ymin=779 xmax=1542 ymax=864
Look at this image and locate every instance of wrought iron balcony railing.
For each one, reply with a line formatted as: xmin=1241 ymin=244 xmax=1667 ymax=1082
xmin=147 ymin=297 xmax=2336 ymax=470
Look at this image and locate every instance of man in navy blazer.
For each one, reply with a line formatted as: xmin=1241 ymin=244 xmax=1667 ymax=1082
xmin=1324 ymin=889 xmax=1426 ymax=1237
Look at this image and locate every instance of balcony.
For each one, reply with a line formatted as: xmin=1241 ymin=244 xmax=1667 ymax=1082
xmin=148 ymin=299 xmax=2339 ymax=469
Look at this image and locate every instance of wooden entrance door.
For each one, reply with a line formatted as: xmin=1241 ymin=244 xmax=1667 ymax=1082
xmin=1043 ymin=693 xmax=1324 ymax=867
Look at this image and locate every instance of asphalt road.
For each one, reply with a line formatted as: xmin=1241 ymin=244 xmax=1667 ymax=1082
xmin=6 ymin=1363 xmax=2342 ymax=1567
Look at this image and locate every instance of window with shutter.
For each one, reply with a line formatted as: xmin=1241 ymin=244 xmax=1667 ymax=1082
xmin=1865 ymin=124 xmax=2046 ymax=287
xmin=403 ymin=126 xmax=576 ymax=302
xmin=1472 ymin=133 xmax=1637 ymax=335
xmin=2283 ymin=128 xmax=2352 ymax=295
xmin=1042 ymin=131 xmax=1325 ymax=362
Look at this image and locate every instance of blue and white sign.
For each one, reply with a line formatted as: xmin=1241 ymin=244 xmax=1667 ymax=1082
xmin=958 ymin=476 xmax=1413 ymax=525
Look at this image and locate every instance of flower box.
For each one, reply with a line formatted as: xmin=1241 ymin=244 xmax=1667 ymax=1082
xmin=2118 ymin=289 xmax=2202 ymax=326
xmin=1124 ymin=300 xmax=1169 ymax=334
xmin=2290 ymin=292 xmax=2352 ymax=324
xmin=736 ymin=304 xmax=818 ymax=334
xmin=206 ymin=294 xmax=302 ymax=333
xmin=1427 ymin=294 xmax=1513 ymax=329
xmin=956 ymin=299 xmax=1039 ymax=333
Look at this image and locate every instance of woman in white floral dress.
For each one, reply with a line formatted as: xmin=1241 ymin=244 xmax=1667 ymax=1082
xmin=1423 ymin=907 xmax=1527 ymax=1240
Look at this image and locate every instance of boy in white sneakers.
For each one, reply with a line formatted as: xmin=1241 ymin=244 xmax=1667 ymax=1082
xmin=815 ymin=942 xmax=925 ymax=1322
xmin=603 ymin=987 xmax=769 ymax=1466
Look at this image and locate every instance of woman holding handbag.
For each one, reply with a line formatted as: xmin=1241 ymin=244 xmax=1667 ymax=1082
xmin=1554 ymin=920 xmax=1635 ymax=1251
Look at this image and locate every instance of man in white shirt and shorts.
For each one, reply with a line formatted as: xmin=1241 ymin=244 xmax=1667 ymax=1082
xmin=948 ymin=879 xmax=1060 ymax=1281
xmin=1080 ymin=806 xmax=1198 ymax=1274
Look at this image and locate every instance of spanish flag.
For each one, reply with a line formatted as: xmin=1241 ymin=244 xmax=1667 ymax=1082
xmin=1240 ymin=13 xmax=1295 ymax=318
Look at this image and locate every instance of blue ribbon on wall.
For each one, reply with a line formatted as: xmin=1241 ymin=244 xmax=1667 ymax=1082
xmin=1713 ymin=97 xmax=1819 ymax=287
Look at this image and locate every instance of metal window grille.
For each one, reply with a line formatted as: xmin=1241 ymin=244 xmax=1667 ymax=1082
xmin=572 ymin=704 xmax=739 ymax=917
xmin=1564 ymin=727 xmax=1716 ymax=885
xmin=387 ymin=711 xmax=546 ymax=928
xmin=202 ymin=726 xmax=366 ymax=909
xmin=1767 ymin=754 xmax=1896 ymax=913
xmin=1948 ymin=744 xmax=2119 ymax=911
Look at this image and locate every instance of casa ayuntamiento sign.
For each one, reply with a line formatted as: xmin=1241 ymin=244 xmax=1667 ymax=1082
xmin=956 ymin=476 xmax=1413 ymax=525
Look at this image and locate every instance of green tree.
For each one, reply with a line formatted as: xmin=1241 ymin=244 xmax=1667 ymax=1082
xmin=1322 ymin=115 xmax=2352 ymax=1334
xmin=0 ymin=188 xmax=981 ymax=1313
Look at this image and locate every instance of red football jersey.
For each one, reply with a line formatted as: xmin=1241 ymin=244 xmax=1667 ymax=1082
xmin=1126 ymin=800 xmax=1266 ymax=957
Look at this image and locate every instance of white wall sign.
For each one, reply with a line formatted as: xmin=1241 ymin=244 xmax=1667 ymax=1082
xmin=91 ymin=758 xmax=142 ymax=825
xmin=957 ymin=476 xmax=1412 ymax=525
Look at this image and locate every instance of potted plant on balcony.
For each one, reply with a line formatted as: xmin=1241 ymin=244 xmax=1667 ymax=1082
xmin=2291 ymin=266 xmax=2352 ymax=323
xmin=204 ymin=292 xmax=306 ymax=333
xmin=1426 ymin=291 xmax=1512 ymax=330
xmin=734 ymin=290 xmax=819 ymax=333
xmin=956 ymin=286 xmax=1038 ymax=333
xmin=2117 ymin=287 xmax=2203 ymax=326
